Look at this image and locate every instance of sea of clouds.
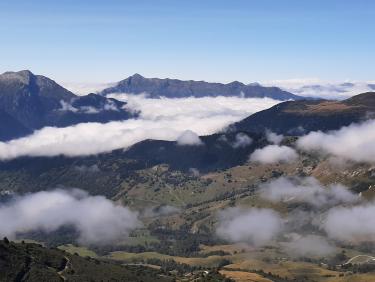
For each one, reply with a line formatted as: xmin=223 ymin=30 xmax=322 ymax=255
xmin=2 ymin=88 xmax=375 ymax=251
xmin=0 ymin=94 xmax=280 ymax=160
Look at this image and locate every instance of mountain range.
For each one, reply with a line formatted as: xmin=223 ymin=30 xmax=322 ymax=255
xmin=0 ymin=70 xmax=136 ymax=140
xmin=275 ymin=81 xmax=375 ymax=99
xmin=234 ymin=91 xmax=375 ymax=135
xmin=116 ymin=91 xmax=375 ymax=172
xmin=1 ymin=70 xmax=375 ymax=167
xmin=0 ymin=70 xmax=306 ymax=141
xmin=1 ymin=71 xmax=375 ymax=281
xmin=100 ymin=73 xmax=303 ymax=100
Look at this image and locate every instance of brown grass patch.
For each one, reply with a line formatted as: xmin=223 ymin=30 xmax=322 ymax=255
xmin=220 ymin=270 xmax=272 ymax=282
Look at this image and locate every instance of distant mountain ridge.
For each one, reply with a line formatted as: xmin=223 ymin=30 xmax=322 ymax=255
xmin=276 ymin=81 xmax=375 ymax=100
xmin=0 ymin=70 xmax=136 ymax=141
xmin=100 ymin=73 xmax=303 ymax=100
xmin=234 ymin=91 xmax=375 ymax=135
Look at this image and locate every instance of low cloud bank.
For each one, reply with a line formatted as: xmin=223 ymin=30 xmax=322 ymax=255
xmin=250 ymin=145 xmax=298 ymax=164
xmin=323 ymin=203 xmax=375 ymax=243
xmin=0 ymin=189 xmax=140 ymax=244
xmin=297 ymin=120 xmax=375 ymax=163
xmin=217 ymin=176 xmax=373 ymax=251
xmin=216 ymin=207 xmax=283 ymax=246
xmin=0 ymin=121 xmax=181 ymax=159
xmin=110 ymin=94 xmax=280 ymax=122
xmin=282 ymin=235 xmax=336 ymax=256
xmin=0 ymin=95 xmax=280 ymax=160
xmin=259 ymin=177 xmax=359 ymax=208
xmin=264 ymin=79 xmax=374 ymax=100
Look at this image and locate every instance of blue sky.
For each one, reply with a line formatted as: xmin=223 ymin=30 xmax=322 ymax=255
xmin=0 ymin=0 xmax=374 ymax=83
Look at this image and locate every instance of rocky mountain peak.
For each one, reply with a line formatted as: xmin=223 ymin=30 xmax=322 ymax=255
xmin=130 ymin=73 xmax=145 ymax=79
xmin=0 ymin=70 xmax=36 ymax=85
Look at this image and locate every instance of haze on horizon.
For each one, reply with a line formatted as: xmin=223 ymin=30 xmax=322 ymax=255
xmin=0 ymin=0 xmax=374 ymax=85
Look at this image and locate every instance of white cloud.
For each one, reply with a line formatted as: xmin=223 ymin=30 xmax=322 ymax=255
xmin=297 ymin=120 xmax=375 ymax=163
xmin=142 ymin=205 xmax=180 ymax=218
xmin=79 ymin=106 xmax=100 ymax=114
xmin=0 ymin=189 xmax=140 ymax=244
xmin=215 ymin=176 xmax=372 ymax=249
xmin=59 ymin=100 xmax=78 ymax=112
xmin=0 ymin=121 xmax=180 ymax=159
xmin=282 ymin=234 xmax=336 ymax=256
xmin=0 ymin=95 xmax=280 ymax=160
xmin=231 ymin=133 xmax=252 ymax=148
xmin=249 ymin=145 xmax=298 ymax=164
xmin=216 ymin=207 xmax=283 ymax=246
xmin=109 ymin=93 xmax=280 ymax=122
xmin=266 ymin=130 xmax=283 ymax=145
xmin=103 ymin=100 xmax=119 ymax=111
xmin=176 ymin=130 xmax=203 ymax=146
xmin=259 ymin=177 xmax=358 ymax=208
xmin=322 ymin=203 xmax=375 ymax=243
xmin=58 ymin=99 xmax=119 ymax=114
